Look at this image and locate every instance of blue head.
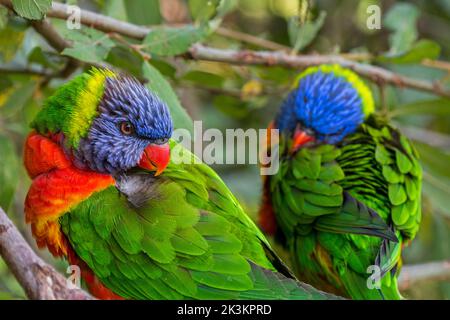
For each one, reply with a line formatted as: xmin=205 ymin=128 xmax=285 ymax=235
xmin=275 ymin=65 xmax=374 ymax=145
xmin=72 ymin=75 xmax=173 ymax=175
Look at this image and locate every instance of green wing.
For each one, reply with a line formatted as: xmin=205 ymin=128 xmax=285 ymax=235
xmin=269 ymin=115 xmax=421 ymax=299
xmin=371 ymin=123 xmax=422 ymax=239
xmin=271 ymin=141 xmax=394 ymax=240
xmin=60 ymin=141 xmax=337 ymax=300
xmin=339 ymin=115 xmax=422 ymax=261
xmin=338 ymin=115 xmax=421 ymax=298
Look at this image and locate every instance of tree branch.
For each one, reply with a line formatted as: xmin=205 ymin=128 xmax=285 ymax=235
xmin=395 ymin=124 xmax=450 ymax=149
xmin=0 ymin=207 xmax=93 ymax=300
xmin=188 ymin=44 xmax=450 ymax=99
xmin=1 ymin=0 xmax=448 ymax=98
xmin=399 ymin=260 xmax=450 ymax=290
xmin=49 ymin=1 xmax=149 ymax=39
xmin=30 ymin=19 xmax=81 ymax=79
xmin=0 ymin=66 xmax=54 ymax=77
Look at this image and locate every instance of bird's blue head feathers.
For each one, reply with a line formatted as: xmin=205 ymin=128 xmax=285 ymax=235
xmin=72 ymin=75 xmax=173 ymax=174
xmin=275 ymin=65 xmax=374 ymax=145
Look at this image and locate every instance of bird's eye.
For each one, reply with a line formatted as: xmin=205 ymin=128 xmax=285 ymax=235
xmin=120 ymin=121 xmax=134 ymax=135
xmin=153 ymin=138 xmax=169 ymax=145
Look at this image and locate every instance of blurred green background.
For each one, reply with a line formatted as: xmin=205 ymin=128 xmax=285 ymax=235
xmin=0 ymin=0 xmax=449 ymax=299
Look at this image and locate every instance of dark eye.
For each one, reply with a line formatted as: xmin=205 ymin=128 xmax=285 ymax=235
xmin=120 ymin=121 xmax=134 ymax=135
xmin=153 ymin=138 xmax=169 ymax=145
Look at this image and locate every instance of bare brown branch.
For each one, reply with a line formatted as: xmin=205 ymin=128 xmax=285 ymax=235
xmin=399 ymin=260 xmax=450 ymax=290
xmin=0 ymin=207 xmax=93 ymax=300
xmin=188 ymin=44 xmax=450 ymax=99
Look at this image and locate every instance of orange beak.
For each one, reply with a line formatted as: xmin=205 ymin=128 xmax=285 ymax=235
xmin=138 ymin=143 xmax=170 ymax=176
xmin=291 ymin=127 xmax=314 ymax=152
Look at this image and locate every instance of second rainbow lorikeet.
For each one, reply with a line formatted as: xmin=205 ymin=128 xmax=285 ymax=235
xmin=259 ymin=64 xmax=422 ymax=300
xmin=23 ymin=68 xmax=339 ymax=300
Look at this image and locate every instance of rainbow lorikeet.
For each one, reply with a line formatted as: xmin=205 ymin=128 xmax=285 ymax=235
xmin=24 ymin=68 xmax=338 ymax=300
xmin=259 ymin=65 xmax=422 ymax=300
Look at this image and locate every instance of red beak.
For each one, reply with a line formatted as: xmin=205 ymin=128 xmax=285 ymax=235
xmin=292 ymin=127 xmax=314 ymax=152
xmin=138 ymin=143 xmax=170 ymax=176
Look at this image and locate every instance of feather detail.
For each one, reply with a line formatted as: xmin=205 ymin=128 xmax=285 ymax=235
xmin=24 ymin=132 xmax=114 ymax=257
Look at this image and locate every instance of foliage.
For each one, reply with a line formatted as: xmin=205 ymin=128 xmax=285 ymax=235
xmin=0 ymin=0 xmax=449 ymax=299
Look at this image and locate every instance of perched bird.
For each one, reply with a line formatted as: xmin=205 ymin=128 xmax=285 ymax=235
xmin=259 ymin=65 xmax=422 ymax=300
xmin=24 ymin=68 xmax=338 ymax=300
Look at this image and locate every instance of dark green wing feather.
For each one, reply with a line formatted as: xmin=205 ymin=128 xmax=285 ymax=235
xmin=271 ymin=142 xmax=393 ymax=239
xmin=315 ymin=192 xmax=397 ymax=241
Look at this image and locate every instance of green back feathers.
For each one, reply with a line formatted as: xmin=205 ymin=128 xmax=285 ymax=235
xmin=32 ymin=68 xmax=116 ymax=148
xmin=293 ymin=64 xmax=375 ymax=117
xmin=60 ymin=142 xmax=336 ymax=300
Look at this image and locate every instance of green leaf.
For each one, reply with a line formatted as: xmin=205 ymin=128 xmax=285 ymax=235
xmin=27 ymin=46 xmax=60 ymax=69
xmin=189 ymin=0 xmax=220 ymax=22
xmin=181 ymin=70 xmax=225 ymax=89
xmin=61 ymin=27 xmax=115 ymax=64
xmin=11 ymin=0 xmax=52 ymax=20
xmin=149 ymin=60 xmax=177 ymax=78
xmin=288 ymin=11 xmax=326 ymax=52
xmin=0 ymin=134 xmax=19 ymax=210
xmin=0 ymin=24 xmax=25 ymax=62
xmin=0 ymin=79 xmax=36 ymax=118
xmin=254 ymin=66 xmax=295 ymax=84
xmin=216 ymin=0 xmax=237 ymax=19
xmin=103 ymin=0 xmax=128 ymax=21
xmin=142 ymin=61 xmax=193 ymax=133
xmin=0 ymin=6 xmax=8 ymax=29
xmin=106 ymin=46 xmax=143 ymax=77
xmin=124 ymin=0 xmax=161 ymax=25
xmin=378 ymin=39 xmax=441 ymax=64
xmin=213 ymin=95 xmax=249 ymax=119
xmin=390 ymin=99 xmax=450 ymax=118
xmin=384 ymin=3 xmax=420 ymax=55
xmin=142 ymin=25 xmax=207 ymax=57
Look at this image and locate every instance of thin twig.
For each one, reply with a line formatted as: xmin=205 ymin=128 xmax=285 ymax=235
xmin=0 ymin=207 xmax=93 ymax=300
xmin=109 ymin=33 xmax=151 ymax=61
xmin=399 ymin=260 xmax=450 ymax=290
xmin=422 ymin=59 xmax=450 ymax=72
xmin=339 ymin=52 xmax=373 ymax=61
xmin=0 ymin=66 xmax=54 ymax=77
xmin=395 ymin=124 xmax=450 ymax=149
xmin=48 ymin=1 xmax=149 ymax=39
xmin=29 ymin=19 xmax=72 ymax=52
xmin=188 ymin=44 xmax=450 ymax=98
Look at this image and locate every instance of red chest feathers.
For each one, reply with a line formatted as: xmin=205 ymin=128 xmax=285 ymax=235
xmin=24 ymin=131 xmax=114 ymax=256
